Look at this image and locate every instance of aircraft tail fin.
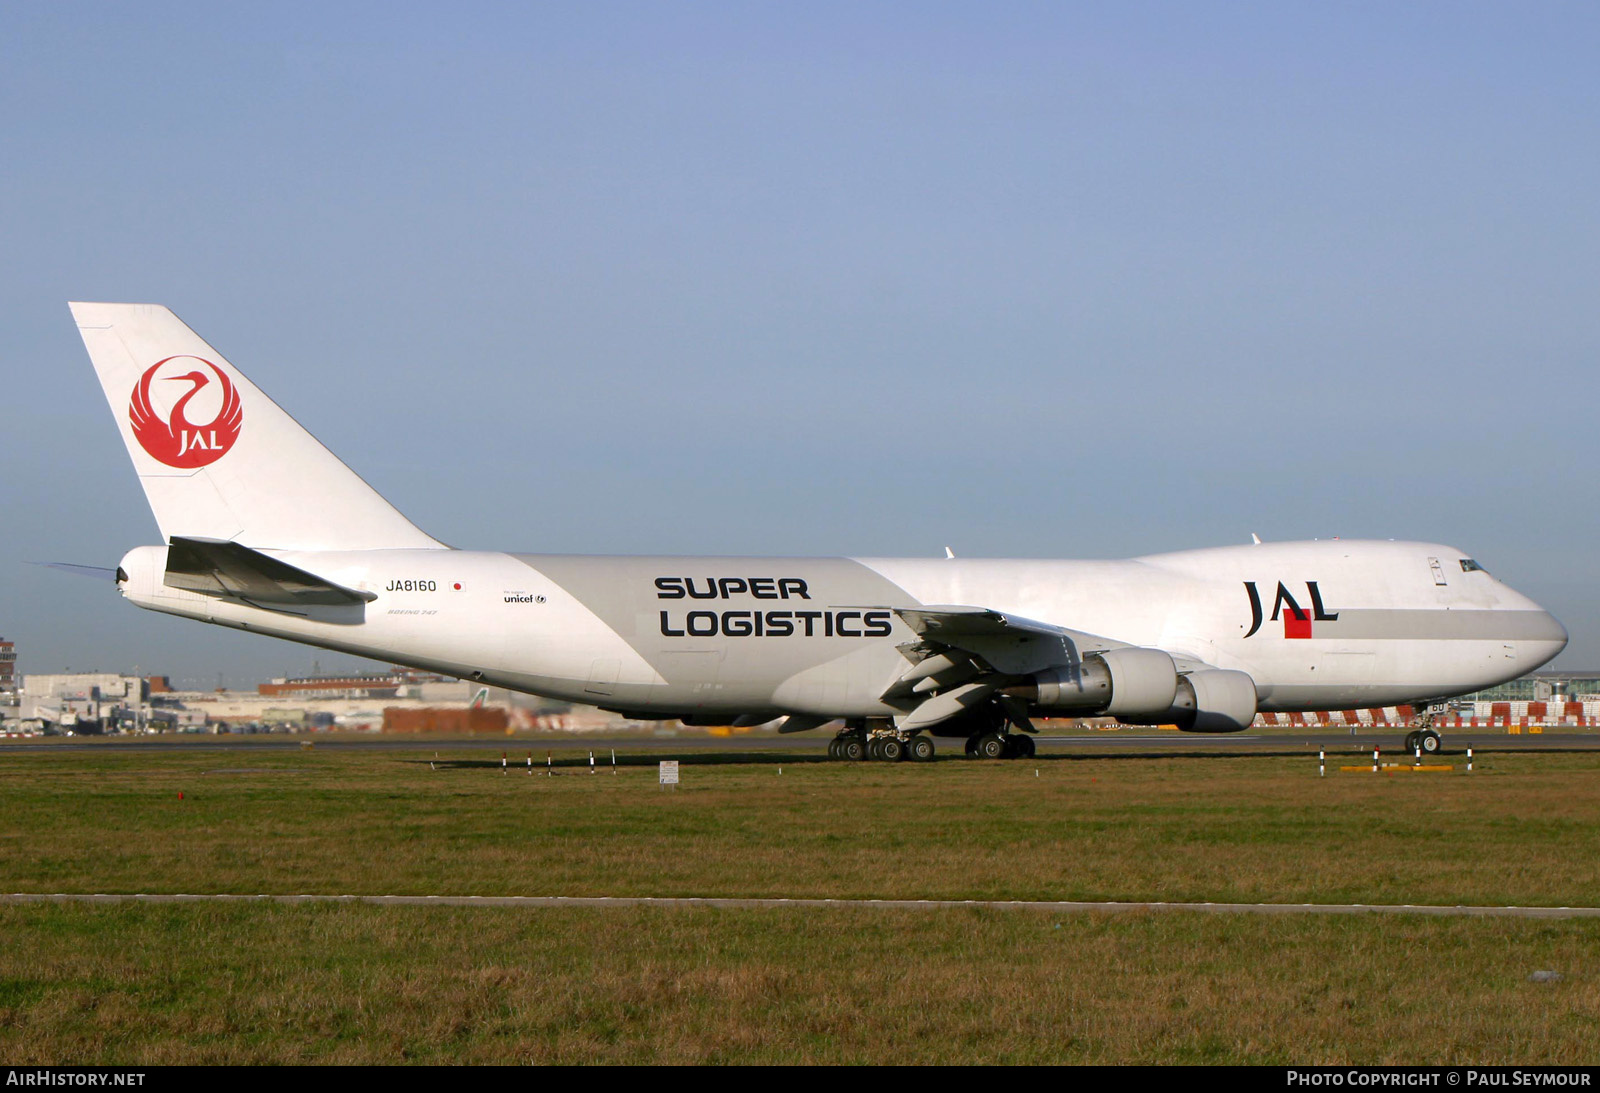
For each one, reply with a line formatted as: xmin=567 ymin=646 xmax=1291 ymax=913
xmin=70 ymin=302 xmax=445 ymax=552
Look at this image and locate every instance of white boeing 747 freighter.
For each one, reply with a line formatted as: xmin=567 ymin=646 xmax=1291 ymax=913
xmin=67 ymin=303 xmax=1567 ymax=759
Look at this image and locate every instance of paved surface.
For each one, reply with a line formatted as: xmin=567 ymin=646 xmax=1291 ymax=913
xmin=5 ymin=892 xmax=1599 ymax=918
xmin=2 ymin=730 xmax=1596 ymax=757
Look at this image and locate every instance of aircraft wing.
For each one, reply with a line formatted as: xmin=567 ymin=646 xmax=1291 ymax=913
xmin=163 ymin=536 xmax=376 ymax=607
xmin=895 ymin=604 xmax=1211 ymax=673
xmin=892 ymin=605 xmax=1122 ymax=679
xmin=886 ymin=605 xmax=1211 ymax=732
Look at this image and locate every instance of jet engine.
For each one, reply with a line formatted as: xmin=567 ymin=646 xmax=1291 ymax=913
xmin=1008 ymin=648 xmax=1178 ymax=719
xmin=1007 ymin=652 xmax=1257 ymax=733
xmin=1114 ymin=668 xmax=1258 ymax=733
xmin=1161 ymin=669 xmax=1258 ymax=733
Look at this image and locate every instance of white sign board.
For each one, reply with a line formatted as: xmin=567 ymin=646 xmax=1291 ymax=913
xmin=659 ymin=760 xmax=679 ymax=786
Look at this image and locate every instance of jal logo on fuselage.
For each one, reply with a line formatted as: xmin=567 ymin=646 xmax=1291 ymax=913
xmin=1243 ymin=581 xmax=1339 ymax=639
xmin=128 ymin=356 xmax=243 ymax=468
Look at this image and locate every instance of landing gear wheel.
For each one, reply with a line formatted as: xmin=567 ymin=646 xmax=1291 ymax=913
xmin=1404 ymin=731 xmax=1419 ymax=753
xmin=1418 ymin=730 xmax=1441 ymax=755
xmin=880 ymin=738 xmax=904 ymax=762
xmin=827 ymin=739 xmax=841 ymax=759
xmin=866 ymin=739 xmax=882 ymax=760
xmin=1013 ymin=734 xmax=1036 ymax=759
xmin=842 ymin=738 xmax=865 ymax=762
xmin=976 ymin=733 xmax=1008 ymax=760
xmin=965 ymin=736 xmax=979 ymax=757
xmin=910 ymin=736 xmax=935 ymax=761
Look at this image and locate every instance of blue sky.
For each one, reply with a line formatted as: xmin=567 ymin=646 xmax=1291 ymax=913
xmin=2 ymin=3 xmax=1596 ymax=686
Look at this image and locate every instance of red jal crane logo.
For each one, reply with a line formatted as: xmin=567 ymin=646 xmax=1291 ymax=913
xmin=128 ymin=356 xmax=243 ymax=468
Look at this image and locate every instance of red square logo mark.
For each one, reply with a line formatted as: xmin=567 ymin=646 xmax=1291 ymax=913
xmin=1283 ymin=607 xmax=1312 ymax=639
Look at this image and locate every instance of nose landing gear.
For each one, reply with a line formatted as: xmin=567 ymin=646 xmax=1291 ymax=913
xmin=1403 ymin=729 xmax=1442 ymax=755
xmin=1404 ymin=705 xmax=1445 ymax=755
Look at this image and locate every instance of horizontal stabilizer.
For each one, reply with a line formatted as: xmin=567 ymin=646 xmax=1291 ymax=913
xmin=164 ymin=536 xmax=376 ymax=606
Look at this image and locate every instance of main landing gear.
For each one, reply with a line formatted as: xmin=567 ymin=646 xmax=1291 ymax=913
xmin=826 ymin=734 xmax=866 ymax=761
xmin=827 ymin=720 xmax=937 ymax=762
xmin=824 ymin=717 xmax=1038 ymax=762
xmin=964 ymin=731 xmax=1035 ymax=760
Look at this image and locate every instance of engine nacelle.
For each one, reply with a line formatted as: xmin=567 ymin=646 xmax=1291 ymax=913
xmin=1022 ymin=659 xmax=1112 ymax=709
xmin=1098 ymin=648 xmax=1181 ymax=718
xmin=1170 ymin=669 xmax=1258 ymax=732
xmin=1117 ymin=668 xmax=1258 ymax=732
xmin=1009 ymin=648 xmax=1178 ymax=718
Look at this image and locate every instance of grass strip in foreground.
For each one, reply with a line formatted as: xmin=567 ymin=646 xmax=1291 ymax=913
xmin=2 ymin=902 xmax=1598 ymax=1064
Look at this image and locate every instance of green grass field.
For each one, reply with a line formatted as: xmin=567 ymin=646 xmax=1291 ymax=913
xmin=4 ymin=742 xmax=1600 ymax=1063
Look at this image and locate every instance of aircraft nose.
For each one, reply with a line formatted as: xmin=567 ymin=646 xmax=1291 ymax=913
xmin=1521 ymin=610 xmax=1568 ymax=672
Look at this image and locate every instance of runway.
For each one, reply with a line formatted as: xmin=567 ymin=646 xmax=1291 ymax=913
xmin=5 ymin=892 xmax=1599 ymax=918
xmin=2 ymin=729 xmax=1596 ymax=756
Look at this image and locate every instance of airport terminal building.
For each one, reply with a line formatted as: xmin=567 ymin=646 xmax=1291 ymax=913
xmin=1466 ymin=671 xmax=1600 ymax=703
xmin=2 ymin=653 xmax=1596 ymax=737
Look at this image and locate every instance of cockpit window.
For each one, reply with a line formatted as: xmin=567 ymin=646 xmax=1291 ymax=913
xmin=1460 ymin=558 xmax=1485 ymax=573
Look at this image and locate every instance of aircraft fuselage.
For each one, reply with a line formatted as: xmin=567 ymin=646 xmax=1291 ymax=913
xmin=116 ymin=538 xmax=1566 ymax=720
